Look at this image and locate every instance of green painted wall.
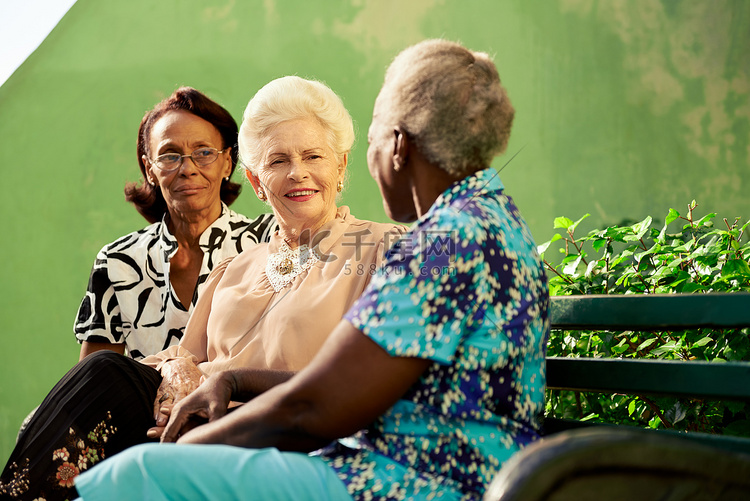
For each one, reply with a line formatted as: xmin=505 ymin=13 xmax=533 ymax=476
xmin=1 ymin=0 xmax=748 ymax=460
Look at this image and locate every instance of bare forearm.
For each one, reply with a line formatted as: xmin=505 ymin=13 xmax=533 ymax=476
xmin=175 ymin=322 xmax=430 ymax=452
xmin=225 ymin=368 xmax=297 ymax=402
xmin=178 ymin=382 xmax=329 ymax=452
xmin=159 ymin=369 xmax=299 ymax=443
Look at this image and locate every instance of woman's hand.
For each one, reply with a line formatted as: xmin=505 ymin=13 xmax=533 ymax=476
xmin=158 ymin=371 xmax=235 ymax=443
xmin=153 ymin=358 xmax=203 ymax=425
xmin=157 ymin=321 xmax=430 ymax=452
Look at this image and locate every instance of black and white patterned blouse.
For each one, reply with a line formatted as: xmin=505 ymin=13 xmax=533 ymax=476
xmin=74 ymin=204 xmax=276 ymax=360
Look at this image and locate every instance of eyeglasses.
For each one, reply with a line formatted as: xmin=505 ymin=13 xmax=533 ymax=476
xmin=150 ymin=147 xmax=226 ymax=172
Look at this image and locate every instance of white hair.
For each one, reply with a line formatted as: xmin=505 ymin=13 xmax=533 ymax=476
xmin=238 ymin=76 xmax=355 ymax=174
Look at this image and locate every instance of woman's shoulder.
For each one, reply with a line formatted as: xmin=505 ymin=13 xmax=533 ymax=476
xmin=225 ymin=239 xmax=269 ymax=265
xmin=96 ymin=221 xmax=164 ymax=258
xmin=362 ymin=219 xmax=407 ymax=238
xmin=224 ymin=207 xmax=275 ymax=226
xmin=342 ymin=208 xmax=407 ymax=240
xmin=223 ymin=208 xmax=277 ymax=242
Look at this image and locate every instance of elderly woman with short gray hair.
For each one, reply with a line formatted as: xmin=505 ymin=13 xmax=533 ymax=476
xmin=75 ymin=39 xmax=549 ymax=501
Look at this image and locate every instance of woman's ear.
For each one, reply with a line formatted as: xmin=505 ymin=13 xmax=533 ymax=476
xmin=339 ymin=152 xmax=348 ymax=177
xmin=392 ymin=127 xmax=409 ymax=172
xmin=221 ymin=147 xmax=233 ymax=179
xmin=244 ymin=169 xmax=262 ymax=192
xmin=143 ymin=155 xmax=156 ymax=186
xmin=242 ymin=167 xmax=268 ymax=202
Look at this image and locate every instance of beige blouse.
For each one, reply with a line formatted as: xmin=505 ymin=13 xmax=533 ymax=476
xmin=141 ymin=207 xmax=404 ymax=375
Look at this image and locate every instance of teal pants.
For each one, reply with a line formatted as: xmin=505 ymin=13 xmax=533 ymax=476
xmin=74 ymin=443 xmax=353 ymax=500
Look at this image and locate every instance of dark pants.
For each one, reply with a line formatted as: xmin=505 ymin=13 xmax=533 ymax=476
xmin=1 ymin=351 xmax=162 ymax=500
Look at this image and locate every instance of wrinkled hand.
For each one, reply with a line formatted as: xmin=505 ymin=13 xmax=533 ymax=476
xmin=153 ymin=358 xmax=203 ymax=424
xmin=146 ymin=402 xmax=173 ymax=439
xmin=158 ymin=371 xmax=235 ymax=443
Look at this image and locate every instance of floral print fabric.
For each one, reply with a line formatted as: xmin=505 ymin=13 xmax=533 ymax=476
xmin=1 ymin=412 xmax=116 ymax=500
xmin=325 ymin=168 xmax=550 ymax=500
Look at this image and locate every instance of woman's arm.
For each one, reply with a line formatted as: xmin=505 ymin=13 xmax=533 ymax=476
xmin=75 ymin=247 xmax=129 ymax=358
xmin=79 ymin=341 xmax=126 ymax=361
xmin=149 ymin=368 xmax=297 ymax=436
xmin=163 ymin=319 xmax=430 ymax=449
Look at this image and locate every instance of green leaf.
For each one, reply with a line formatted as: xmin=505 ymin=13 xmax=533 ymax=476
xmin=665 ymin=208 xmax=680 ymax=225
xmin=692 ymin=336 xmax=713 ymax=348
xmin=696 ymin=212 xmax=717 ymax=227
xmin=680 ymin=282 xmax=705 ymax=292
xmin=605 ymin=226 xmax=632 ymax=243
xmin=637 ymin=338 xmax=658 ymax=351
xmin=554 ymin=217 xmax=574 ymax=230
xmin=673 ymin=241 xmax=695 ymax=253
xmin=611 ymin=338 xmax=629 ymax=355
xmin=631 ymin=216 xmax=653 ymax=240
xmin=651 ymin=341 xmax=679 ymax=357
xmin=591 ymin=237 xmax=608 ymax=252
xmin=664 ymin=401 xmax=687 ymax=425
xmin=722 ymin=259 xmax=750 ymax=278
xmin=584 ymin=260 xmax=600 ymax=278
xmin=537 ymin=233 xmax=562 ymax=255
xmin=563 ymin=254 xmax=583 ymax=276
xmin=568 ymin=214 xmax=590 ymax=233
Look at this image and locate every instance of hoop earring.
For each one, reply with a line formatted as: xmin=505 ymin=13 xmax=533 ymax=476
xmin=257 ymin=188 xmax=267 ymax=201
xmin=337 ymin=180 xmax=344 ymax=192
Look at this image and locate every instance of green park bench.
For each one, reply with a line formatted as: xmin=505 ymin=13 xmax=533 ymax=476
xmin=485 ymin=292 xmax=750 ymax=501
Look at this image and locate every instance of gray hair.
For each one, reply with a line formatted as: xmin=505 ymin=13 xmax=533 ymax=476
xmin=239 ymin=76 xmax=355 ymax=174
xmin=378 ymin=39 xmax=515 ymax=177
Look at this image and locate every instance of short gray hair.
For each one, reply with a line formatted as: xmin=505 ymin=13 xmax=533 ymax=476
xmin=239 ymin=76 xmax=354 ymax=174
xmin=378 ymin=39 xmax=514 ymax=177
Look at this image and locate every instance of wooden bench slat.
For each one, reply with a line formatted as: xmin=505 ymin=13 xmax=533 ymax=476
xmin=546 ymin=357 xmax=750 ymax=401
xmin=550 ymin=292 xmax=750 ymax=331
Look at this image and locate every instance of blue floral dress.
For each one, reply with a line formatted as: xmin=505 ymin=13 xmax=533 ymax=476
xmin=320 ymin=168 xmax=550 ymax=500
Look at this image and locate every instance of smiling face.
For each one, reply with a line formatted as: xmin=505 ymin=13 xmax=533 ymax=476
xmin=144 ymin=110 xmax=232 ymax=224
xmin=249 ymin=117 xmax=346 ymax=241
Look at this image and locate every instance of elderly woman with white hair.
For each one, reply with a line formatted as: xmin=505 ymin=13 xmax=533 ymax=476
xmin=74 ymin=39 xmax=549 ymax=501
xmin=0 ymin=76 xmax=403 ymax=501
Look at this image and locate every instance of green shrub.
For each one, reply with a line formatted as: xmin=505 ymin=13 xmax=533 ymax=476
xmin=538 ymin=201 xmax=750 ymax=435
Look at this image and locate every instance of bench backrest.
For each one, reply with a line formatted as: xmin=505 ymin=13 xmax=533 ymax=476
xmin=546 ymin=292 xmax=750 ymax=401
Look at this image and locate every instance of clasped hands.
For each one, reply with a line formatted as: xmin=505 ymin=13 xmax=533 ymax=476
xmin=147 ymin=359 xmax=233 ymax=443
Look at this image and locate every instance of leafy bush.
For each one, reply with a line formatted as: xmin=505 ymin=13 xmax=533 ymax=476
xmin=538 ymin=201 xmax=750 ymax=435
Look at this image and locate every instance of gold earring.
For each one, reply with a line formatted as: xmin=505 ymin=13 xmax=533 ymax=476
xmin=257 ymin=187 xmax=267 ymax=201
xmin=337 ymin=180 xmax=343 ymax=192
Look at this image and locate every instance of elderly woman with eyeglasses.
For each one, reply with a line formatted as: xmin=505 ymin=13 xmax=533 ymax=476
xmin=74 ymin=87 xmax=276 ymax=361
xmin=1 ymin=77 xmax=403 ymax=501
xmin=2 ymin=87 xmax=275 ymax=501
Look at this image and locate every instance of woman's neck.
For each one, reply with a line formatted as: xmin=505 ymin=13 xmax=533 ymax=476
xmin=410 ymin=152 xmax=464 ymax=219
xmin=276 ymin=207 xmax=339 ymax=249
xmin=167 ymin=203 xmax=222 ymax=250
